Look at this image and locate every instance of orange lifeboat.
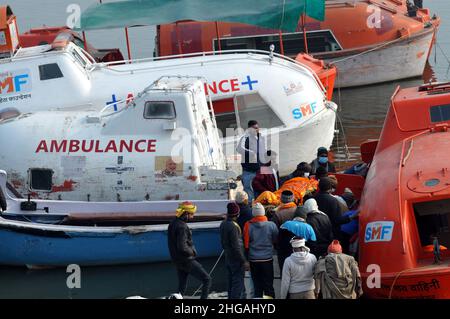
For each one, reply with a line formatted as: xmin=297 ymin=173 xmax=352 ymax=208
xmin=359 ymin=82 xmax=450 ymax=299
xmin=295 ymin=53 xmax=336 ymax=101
xmin=19 ymin=26 xmax=124 ymax=62
xmin=156 ymin=0 xmax=440 ymax=88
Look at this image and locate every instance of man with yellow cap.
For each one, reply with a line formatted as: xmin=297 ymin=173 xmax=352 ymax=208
xmin=168 ymin=201 xmax=211 ymax=299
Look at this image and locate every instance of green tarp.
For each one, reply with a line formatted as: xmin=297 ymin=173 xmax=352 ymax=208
xmin=75 ymin=0 xmax=325 ymax=32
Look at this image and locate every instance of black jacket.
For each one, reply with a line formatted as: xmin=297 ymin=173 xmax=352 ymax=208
xmin=237 ymin=204 xmax=253 ymax=231
xmin=306 ymin=212 xmax=334 ymax=258
xmin=310 ymin=158 xmax=336 ymax=174
xmin=168 ymin=217 xmax=197 ymax=264
xmin=315 ymin=192 xmax=351 ymax=238
xmin=220 ymin=219 xmax=246 ymax=265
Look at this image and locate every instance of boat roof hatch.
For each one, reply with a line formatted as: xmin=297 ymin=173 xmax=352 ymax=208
xmin=392 ymin=83 xmax=450 ymax=132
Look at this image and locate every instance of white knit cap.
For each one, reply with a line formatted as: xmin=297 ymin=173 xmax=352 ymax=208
xmin=252 ymin=203 xmax=265 ymax=216
xmin=235 ymin=191 xmax=249 ymax=204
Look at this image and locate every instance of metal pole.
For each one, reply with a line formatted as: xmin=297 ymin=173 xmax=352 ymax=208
xmin=215 ymin=21 xmax=222 ymax=53
xmin=278 ymin=30 xmax=284 ymax=56
xmin=302 ymin=14 xmax=309 ymax=54
xmin=125 ymin=27 xmax=132 ymax=60
xmin=175 ymin=21 xmax=183 ymax=55
xmin=82 ymin=31 xmax=88 ymax=52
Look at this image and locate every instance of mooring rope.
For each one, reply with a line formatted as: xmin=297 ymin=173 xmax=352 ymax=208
xmin=190 ymin=250 xmax=225 ymax=297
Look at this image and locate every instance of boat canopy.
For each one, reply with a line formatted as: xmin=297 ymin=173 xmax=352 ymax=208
xmin=74 ymin=0 xmax=325 ymax=32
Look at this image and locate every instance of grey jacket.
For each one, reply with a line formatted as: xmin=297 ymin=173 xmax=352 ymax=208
xmin=247 ymin=220 xmax=278 ymax=261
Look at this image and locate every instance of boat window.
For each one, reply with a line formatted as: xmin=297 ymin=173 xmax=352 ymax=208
xmin=144 ymin=101 xmax=176 ymax=119
xmin=39 ymin=63 xmax=64 ymax=81
xmin=235 ymin=93 xmax=284 ymax=129
xmin=430 ymin=104 xmax=450 ymax=123
xmin=214 ymin=30 xmax=341 ymax=56
xmin=28 ymin=168 xmax=53 ymax=192
xmin=414 ymin=199 xmax=450 ymax=251
xmin=71 ymin=48 xmax=88 ymax=68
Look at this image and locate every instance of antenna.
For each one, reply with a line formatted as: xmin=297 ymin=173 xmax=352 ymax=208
xmin=269 ymin=44 xmax=275 ymax=64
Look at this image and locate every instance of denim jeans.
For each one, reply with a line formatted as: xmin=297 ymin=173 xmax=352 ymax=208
xmin=226 ymin=261 xmax=246 ymax=299
xmin=241 ymin=170 xmax=257 ymax=203
xmin=176 ymin=259 xmax=212 ymax=299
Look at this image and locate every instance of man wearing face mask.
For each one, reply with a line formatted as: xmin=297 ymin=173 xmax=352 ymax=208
xmin=310 ymin=147 xmax=336 ymax=175
xmin=282 ymin=162 xmax=312 ymax=184
xmin=237 ymin=120 xmax=267 ymax=202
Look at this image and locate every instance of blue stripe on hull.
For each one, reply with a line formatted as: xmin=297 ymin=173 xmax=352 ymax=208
xmin=0 ymin=227 xmax=221 ymax=267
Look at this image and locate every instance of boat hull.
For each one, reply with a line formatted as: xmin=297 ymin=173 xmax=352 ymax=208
xmin=0 ymin=219 xmax=222 ymax=267
xmin=362 ymin=266 xmax=450 ymax=299
xmin=318 ymin=28 xmax=435 ymax=88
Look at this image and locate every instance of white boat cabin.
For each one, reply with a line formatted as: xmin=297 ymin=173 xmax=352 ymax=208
xmin=0 ymin=76 xmax=235 ymax=201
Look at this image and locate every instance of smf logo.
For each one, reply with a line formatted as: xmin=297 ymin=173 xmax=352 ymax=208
xmin=292 ymin=101 xmax=317 ymax=120
xmin=0 ymin=69 xmax=31 ymax=95
xmin=365 ymin=221 xmax=394 ymax=243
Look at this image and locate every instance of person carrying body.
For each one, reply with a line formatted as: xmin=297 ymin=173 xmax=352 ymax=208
xmin=220 ymin=202 xmax=249 ymax=299
xmin=271 ymin=190 xmax=297 ymax=228
xmin=314 ymin=240 xmax=363 ymax=299
xmin=304 ymin=198 xmax=334 ymax=259
xmin=313 ymin=166 xmax=328 ymax=181
xmin=314 ymin=177 xmax=359 ymax=241
xmin=310 ymin=147 xmax=336 ymax=175
xmin=243 ymin=203 xmax=278 ymax=298
xmin=277 ymin=206 xmax=316 ymax=272
xmin=167 ymin=201 xmax=211 ymax=299
xmin=252 ymin=150 xmax=280 ymax=200
xmin=338 ymin=189 xmax=360 ymax=255
xmin=236 ymin=120 xmax=267 ymax=203
xmin=280 ymin=237 xmax=317 ymax=299
xmin=282 ymin=162 xmax=312 ymax=184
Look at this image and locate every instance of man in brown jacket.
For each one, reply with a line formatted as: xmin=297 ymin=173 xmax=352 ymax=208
xmin=271 ymin=190 xmax=297 ymax=228
xmin=314 ymin=240 xmax=363 ymax=299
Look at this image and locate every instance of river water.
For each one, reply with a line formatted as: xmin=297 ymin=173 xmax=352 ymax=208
xmin=0 ymin=0 xmax=449 ymax=298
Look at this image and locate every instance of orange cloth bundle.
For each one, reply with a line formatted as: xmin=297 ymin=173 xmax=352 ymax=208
xmin=254 ymin=177 xmax=318 ymax=205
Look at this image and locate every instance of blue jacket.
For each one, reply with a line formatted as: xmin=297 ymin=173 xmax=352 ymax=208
xmin=340 ymin=210 xmax=359 ymax=235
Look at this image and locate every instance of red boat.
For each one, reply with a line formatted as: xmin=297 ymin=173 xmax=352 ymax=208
xmin=357 ymin=82 xmax=450 ymax=298
xmin=19 ymin=26 xmax=124 ymax=63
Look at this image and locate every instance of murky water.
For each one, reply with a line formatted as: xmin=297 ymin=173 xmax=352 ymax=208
xmin=1 ymin=0 xmax=449 ymax=298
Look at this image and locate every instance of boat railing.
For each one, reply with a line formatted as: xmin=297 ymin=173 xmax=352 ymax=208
xmin=94 ymin=49 xmax=327 ymax=95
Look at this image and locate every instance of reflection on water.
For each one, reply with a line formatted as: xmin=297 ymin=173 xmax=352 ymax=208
xmin=332 ymin=77 xmax=425 ymax=169
xmin=0 ymin=258 xmax=227 ymax=299
xmin=331 ymin=60 xmax=443 ymax=169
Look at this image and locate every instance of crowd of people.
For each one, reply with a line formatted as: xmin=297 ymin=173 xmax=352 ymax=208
xmin=167 ymin=120 xmax=364 ymax=299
